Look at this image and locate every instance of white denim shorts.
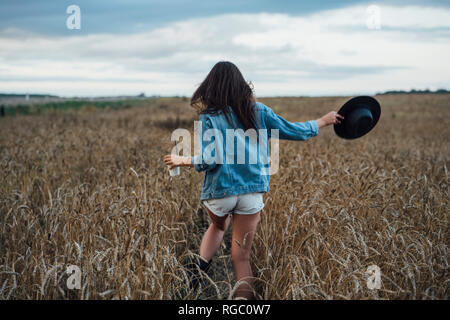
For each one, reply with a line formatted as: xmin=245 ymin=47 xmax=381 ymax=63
xmin=202 ymin=192 xmax=264 ymax=217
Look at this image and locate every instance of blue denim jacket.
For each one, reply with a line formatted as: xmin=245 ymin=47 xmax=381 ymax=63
xmin=192 ymin=101 xmax=319 ymax=200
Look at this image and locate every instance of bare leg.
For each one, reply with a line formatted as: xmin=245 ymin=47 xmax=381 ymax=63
xmin=231 ymin=212 xmax=260 ymax=300
xmin=199 ymin=208 xmax=231 ymax=261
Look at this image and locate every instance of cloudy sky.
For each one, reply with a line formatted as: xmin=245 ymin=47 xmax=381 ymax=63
xmin=1 ymin=0 xmax=449 ymax=97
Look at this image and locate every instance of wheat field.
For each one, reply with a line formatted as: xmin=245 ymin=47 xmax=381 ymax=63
xmin=0 ymin=94 xmax=448 ymax=300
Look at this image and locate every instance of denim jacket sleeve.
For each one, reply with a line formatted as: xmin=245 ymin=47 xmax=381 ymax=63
xmin=262 ymin=105 xmax=319 ymax=140
xmin=192 ymin=114 xmax=219 ymax=172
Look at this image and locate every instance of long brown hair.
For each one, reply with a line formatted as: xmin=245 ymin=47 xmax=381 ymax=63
xmin=191 ymin=61 xmax=257 ymax=131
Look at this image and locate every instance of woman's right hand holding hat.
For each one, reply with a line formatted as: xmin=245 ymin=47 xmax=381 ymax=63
xmin=316 ymin=111 xmax=344 ymax=129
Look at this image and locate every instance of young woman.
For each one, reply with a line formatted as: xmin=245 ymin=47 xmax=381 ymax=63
xmin=163 ymin=61 xmax=343 ymax=299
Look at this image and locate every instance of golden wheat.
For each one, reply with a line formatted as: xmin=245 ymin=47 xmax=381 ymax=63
xmin=0 ymin=95 xmax=448 ymax=300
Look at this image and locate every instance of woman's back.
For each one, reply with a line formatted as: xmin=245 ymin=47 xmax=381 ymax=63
xmin=192 ymin=101 xmax=319 ymax=200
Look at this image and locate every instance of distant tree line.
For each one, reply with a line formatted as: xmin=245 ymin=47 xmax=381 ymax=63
xmin=379 ymin=89 xmax=450 ymax=95
xmin=0 ymin=99 xmax=151 ymax=117
xmin=0 ymin=93 xmax=59 ymax=98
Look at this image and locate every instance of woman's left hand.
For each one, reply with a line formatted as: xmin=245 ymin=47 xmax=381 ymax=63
xmin=163 ymin=154 xmax=192 ymax=169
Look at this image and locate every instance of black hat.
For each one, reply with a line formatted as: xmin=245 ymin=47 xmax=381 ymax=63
xmin=334 ymin=96 xmax=381 ymax=139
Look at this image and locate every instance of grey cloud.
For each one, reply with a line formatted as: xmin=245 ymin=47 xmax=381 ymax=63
xmin=1 ymin=3 xmax=448 ymax=96
xmin=2 ymin=0 xmax=448 ymax=36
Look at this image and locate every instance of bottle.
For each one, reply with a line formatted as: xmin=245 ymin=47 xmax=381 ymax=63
xmin=169 ymin=166 xmax=180 ymax=177
xmin=168 ymin=141 xmax=180 ymax=177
